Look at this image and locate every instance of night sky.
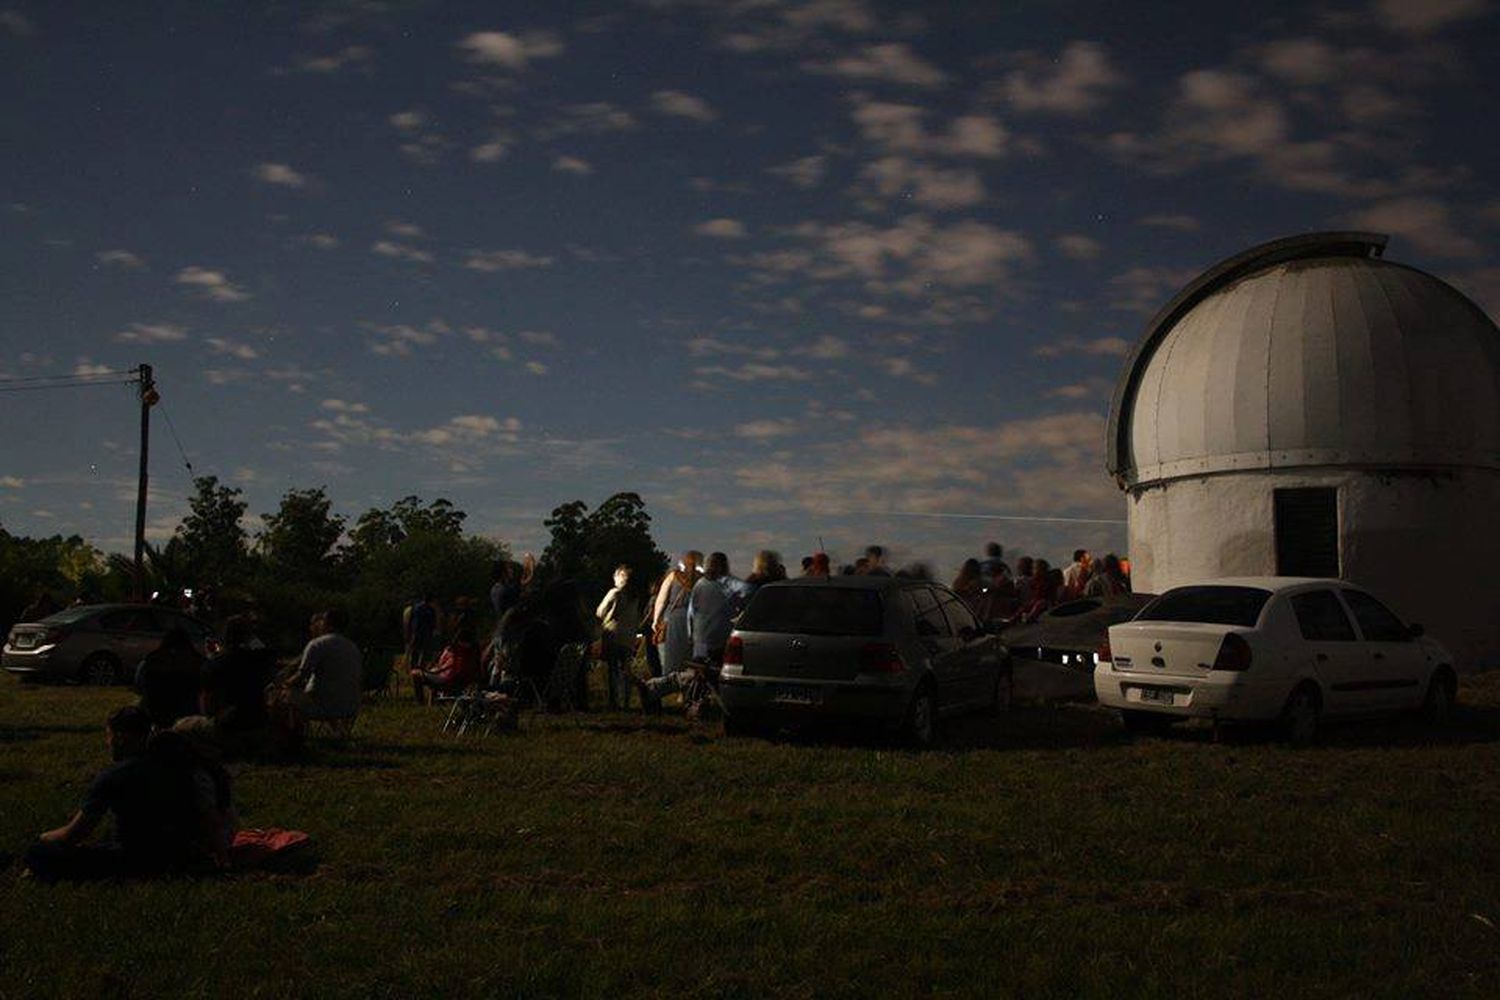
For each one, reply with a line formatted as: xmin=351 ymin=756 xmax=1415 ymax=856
xmin=2 ymin=0 xmax=1497 ymax=578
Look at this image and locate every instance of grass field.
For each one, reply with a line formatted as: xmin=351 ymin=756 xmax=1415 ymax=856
xmin=3 ymin=672 xmax=1499 ymax=999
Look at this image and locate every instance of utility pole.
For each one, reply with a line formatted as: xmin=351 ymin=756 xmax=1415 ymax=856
xmin=133 ymin=364 xmax=157 ymax=601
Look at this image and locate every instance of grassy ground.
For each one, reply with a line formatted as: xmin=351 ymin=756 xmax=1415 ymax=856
xmin=2 ymin=672 xmax=1499 ymax=999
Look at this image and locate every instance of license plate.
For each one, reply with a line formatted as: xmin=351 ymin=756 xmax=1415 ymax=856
xmin=770 ymin=684 xmax=820 ymax=706
xmin=1138 ymin=687 xmax=1174 ymax=706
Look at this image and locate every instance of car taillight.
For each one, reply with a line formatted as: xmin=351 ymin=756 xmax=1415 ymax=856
xmin=722 ymin=635 xmax=743 ymax=666
xmin=859 ymin=641 xmax=905 ymax=673
xmin=1212 ymin=633 xmax=1253 ymax=671
xmin=1096 ymin=641 xmax=1112 ymax=663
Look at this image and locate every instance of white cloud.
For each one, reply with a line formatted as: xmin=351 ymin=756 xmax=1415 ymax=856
xmin=855 ymin=157 xmax=986 ymax=209
xmin=365 ymin=321 xmax=445 ymax=357
xmin=384 ymin=220 xmax=425 ymax=239
xmin=1347 ymin=197 xmax=1485 ymax=258
xmin=295 ymin=45 xmax=372 ymax=74
xmin=372 ymin=240 xmax=435 ymax=264
xmin=115 ymin=322 xmax=187 ymax=344
xmin=175 ymin=266 xmax=251 ymax=302
xmin=687 ymin=336 xmax=779 ymax=359
xmin=735 ymin=419 xmax=799 ymax=439
xmin=1373 ymin=0 xmax=1488 ymax=34
xmin=96 ymin=249 xmax=146 ymax=270
xmin=651 ymin=89 xmax=719 ymax=122
xmin=301 ymin=233 xmax=340 ymax=249
xmin=73 ymin=362 xmax=115 ymax=376
xmin=767 ymin=154 xmax=828 ymax=189
xmin=851 ymin=99 xmax=1008 ymax=158
xmin=320 ymin=399 xmax=369 ymax=414
xmin=525 ymin=361 xmax=549 ymax=375
xmin=1000 ymin=41 xmax=1124 ymax=114
xmin=0 ymin=9 xmax=34 ymax=35
xmin=1032 ymin=336 xmax=1133 ymax=359
xmin=694 ymin=218 xmax=748 ymax=239
xmin=465 ymin=249 xmax=555 ymax=271
xmin=253 ymin=162 xmax=309 ymax=188
xmin=457 ymin=30 xmax=564 ymax=69
xmin=1055 ymin=234 xmax=1103 ymax=260
xmin=470 ymin=140 xmax=508 ymax=162
xmin=552 ymin=155 xmax=593 ymax=175
xmin=695 ymin=362 xmax=813 ymax=383
xmin=554 ymin=102 xmax=639 ymax=134
xmin=206 ymin=337 xmax=259 ymax=360
xmin=805 ymin=43 xmax=947 ymax=88
xmin=1107 ymin=266 xmax=1199 ymax=313
xmin=389 ymin=110 xmax=428 ymax=131
xmin=0 ymin=475 xmax=24 ymax=488
xmin=797 ymin=335 xmax=849 ymax=359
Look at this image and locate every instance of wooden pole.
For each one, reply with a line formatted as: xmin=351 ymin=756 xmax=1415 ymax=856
xmin=133 ymin=363 xmax=154 ymax=602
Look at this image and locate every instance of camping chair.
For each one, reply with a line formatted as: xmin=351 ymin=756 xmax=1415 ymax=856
xmin=436 ymin=686 xmax=517 ymax=736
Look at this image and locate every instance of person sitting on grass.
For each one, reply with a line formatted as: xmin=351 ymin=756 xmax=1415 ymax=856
xmin=269 ymin=609 xmax=363 ymax=750
xmin=135 ymin=626 xmax=205 ymax=730
xmin=24 ymin=706 xmax=213 ymax=882
xmin=200 ymin=614 xmax=275 ymax=759
xmin=410 ymin=627 xmax=481 ymax=704
xmin=628 ymin=656 xmax=722 ymax=721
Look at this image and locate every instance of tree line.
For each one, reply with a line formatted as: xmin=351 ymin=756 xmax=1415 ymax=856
xmin=1 ymin=477 xmax=667 ymax=653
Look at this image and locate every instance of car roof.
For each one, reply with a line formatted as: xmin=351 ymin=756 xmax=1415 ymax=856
xmin=1168 ymin=577 xmax=1357 ymax=594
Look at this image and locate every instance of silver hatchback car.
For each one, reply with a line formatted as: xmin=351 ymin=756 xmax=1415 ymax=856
xmin=3 ymin=603 xmax=220 ymax=686
xmin=718 ymin=576 xmax=1010 ymax=743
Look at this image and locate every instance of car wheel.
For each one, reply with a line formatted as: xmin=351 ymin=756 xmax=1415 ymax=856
xmin=1280 ymin=685 xmax=1320 ymax=747
xmin=1421 ymin=669 xmax=1456 ymax=725
xmin=78 ymin=653 xmax=122 ymax=687
xmin=904 ymin=684 xmax=937 ymax=747
xmin=1121 ymin=710 xmax=1172 ymax=735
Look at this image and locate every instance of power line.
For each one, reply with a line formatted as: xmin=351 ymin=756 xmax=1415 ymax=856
xmin=0 ymin=376 xmax=140 ymax=393
xmin=0 ymin=367 xmax=138 ymax=384
xmin=157 ymin=398 xmax=196 ymax=484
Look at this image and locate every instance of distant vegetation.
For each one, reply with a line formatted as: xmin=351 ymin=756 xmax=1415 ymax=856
xmin=0 ymin=479 xmax=667 ymax=652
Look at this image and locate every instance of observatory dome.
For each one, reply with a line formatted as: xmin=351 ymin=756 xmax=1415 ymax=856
xmin=1107 ymin=232 xmax=1500 ymax=487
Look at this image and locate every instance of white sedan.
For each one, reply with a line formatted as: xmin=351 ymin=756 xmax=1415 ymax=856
xmin=1095 ymin=578 xmax=1457 ymax=744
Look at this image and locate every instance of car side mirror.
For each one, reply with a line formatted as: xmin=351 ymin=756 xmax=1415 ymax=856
xmin=1408 ymin=623 xmax=1424 ymax=638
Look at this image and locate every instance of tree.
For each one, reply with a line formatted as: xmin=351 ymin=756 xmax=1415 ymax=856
xmin=258 ymin=487 xmax=345 ymax=584
xmin=541 ymin=492 xmax=668 ymax=589
xmin=346 ymin=495 xmax=467 ymax=569
xmin=175 ymin=475 xmax=249 ymax=587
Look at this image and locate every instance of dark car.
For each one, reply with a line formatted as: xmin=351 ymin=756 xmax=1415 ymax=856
xmin=3 ymin=603 xmax=220 ymax=686
xmin=998 ymin=594 xmax=1154 ymax=701
xmin=718 ymin=576 xmax=1010 ymax=744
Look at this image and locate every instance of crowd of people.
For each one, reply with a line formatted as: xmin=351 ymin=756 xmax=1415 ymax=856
xmin=19 ymin=539 xmax=1126 ymax=882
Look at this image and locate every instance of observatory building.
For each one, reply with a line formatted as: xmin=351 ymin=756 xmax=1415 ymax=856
xmin=1106 ymin=232 xmax=1500 ymax=671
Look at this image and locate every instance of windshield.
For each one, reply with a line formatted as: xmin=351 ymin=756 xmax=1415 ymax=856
xmin=38 ymin=606 xmax=101 ymax=625
xmin=1136 ymin=586 xmax=1271 ymax=628
xmin=737 ymin=587 xmax=884 ymax=637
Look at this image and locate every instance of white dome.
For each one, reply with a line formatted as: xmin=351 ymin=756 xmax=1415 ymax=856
xmin=1107 ymin=232 xmax=1500 ymax=487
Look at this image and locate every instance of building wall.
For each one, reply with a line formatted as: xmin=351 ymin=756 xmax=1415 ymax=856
xmin=1126 ymin=467 xmax=1500 ymax=672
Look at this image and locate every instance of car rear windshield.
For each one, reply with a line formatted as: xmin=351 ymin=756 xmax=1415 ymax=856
xmin=1136 ymin=586 xmax=1271 ymax=628
xmin=737 ymin=587 xmax=884 ymax=637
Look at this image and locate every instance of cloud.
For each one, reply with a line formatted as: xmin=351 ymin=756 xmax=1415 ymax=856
xmin=457 ymin=30 xmax=564 ymax=69
xmin=1046 ymin=383 xmax=1096 ymax=400
xmin=0 ymin=475 xmax=24 ymax=488
xmin=552 ymin=155 xmax=593 ymax=175
xmin=687 ymin=336 xmax=780 ymax=359
xmin=694 ymin=218 xmax=748 ymax=239
xmin=1138 ymin=214 xmax=1200 ymax=232
xmin=1000 ymin=41 xmax=1124 ymax=114
xmin=797 ymin=335 xmax=850 ymax=359
xmin=175 ymin=266 xmax=251 ymax=302
xmin=0 ymin=9 xmax=34 ymax=35
xmin=320 ymin=399 xmax=369 ymax=414
xmin=253 ymin=162 xmax=309 ymax=188
xmin=805 ymin=42 xmax=947 ymax=88
xmin=470 ymin=139 xmax=509 ymax=162
xmin=389 ymin=110 xmax=448 ymax=163
xmin=552 ymin=102 xmax=639 ymax=134
xmin=1055 ymin=234 xmax=1103 ymax=260
xmin=389 ymin=110 xmax=428 ymax=131
xmin=855 ymin=157 xmax=986 ymax=209
xmin=295 ymin=44 xmax=373 ymax=74
xmin=695 ymin=362 xmax=813 ymax=383
xmin=1032 ymin=336 xmax=1132 ymax=359
xmin=464 ymin=248 xmax=555 ymax=271
xmin=96 ymin=249 xmax=145 ymax=270
xmin=448 ymin=414 xmax=520 ymax=436
xmin=384 ymin=220 xmax=425 ymax=239
xmin=878 ymin=356 xmax=937 ymax=385
xmin=767 ymin=154 xmax=828 ymax=189
xmin=1106 ymin=265 xmax=1199 ymax=313
xmin=372 ymin=240 xmax=434 ymax=264
xmin=365 ymin=321 xmax=445 ymax=357
xmin=851 ymin=99 xmax=1008 ymax=158
xmin=73 ymin=362 xmax=115 ymax=376
xmin=205 ymin=337 xmax=259 ymax=360
xmin=651 ymin=89 xmax=718 ymax=122
xmin=525 ymin=361 xmax=548 ymax=375
xmin=114 ymin=322 xmax=187 ymax=344
xmin=1373 ymin=0 xmax=1489 ymax=34
xmin=519 ymin=330 xmax=559 ymax=347
xmin=735 ymin=418 xmax=799 ymax=439
xmin=749 ymin=215 xmax=1033 ymax=298
xmin=1346 ymin=196 xmax=1485 ymax=257
xmin=299 ymin=233 xmax=340 ymax=249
